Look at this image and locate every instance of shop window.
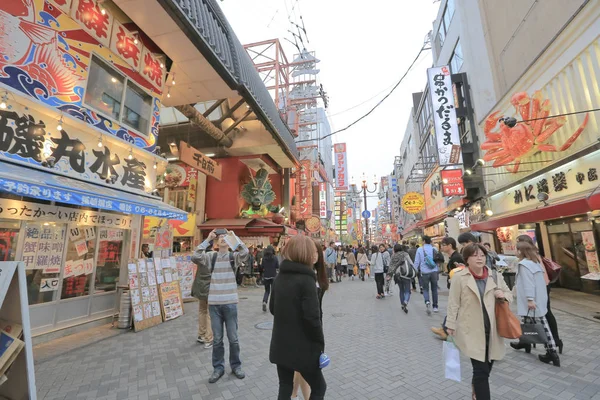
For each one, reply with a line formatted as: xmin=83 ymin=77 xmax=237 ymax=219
xmin=436 ymin=0 xmax=455 ymax=48
xmin=23 ymin=222 xmax=66 ymax=305
xmin=95 ymin=228 xmax=127 ymax=293
xmin=0 ymin=219 xmax=20 ymax=262
xmin=84 ymin=55 xmax=152 ymax=135
xmin=61 ymin=226 xmax=96 ymax=299
xmin=167 ymin=189 xmax=194 ymax=212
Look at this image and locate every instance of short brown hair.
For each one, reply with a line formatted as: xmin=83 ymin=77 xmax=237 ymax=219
xmin=461 ymin=243 xmax=487 ymax=265
xmin=283 ymin=235 xmax=318 ymax=266
xmin=517 ymin=241 xmax=538 ymax=261
xmin=516 ymin=235 xmax=534 ymax=245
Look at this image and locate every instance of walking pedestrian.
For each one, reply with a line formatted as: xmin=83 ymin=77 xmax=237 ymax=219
xmin=261 ymin=246 xmax=279 ymax=312
xmin=446 ymin=243 xmax=512 ymax=400
xmin=357 ymin=247 xmax=369 ymax=281
xmin=325 ymin=242 xmax=337 ymax=283
xmin=193 ymin=229 xmax=249 ymax=383
xmin=510 ymin=241 xmax=561 ymax=366
xmin=515 ymin=235 xmax=563 ymax=354
xmin=413 ymin=235 xmax=443 ymax=315
xmin=458 ymin=232 xmax=496 ymax=270
xmin=346 ymin=246 xmax=357 ymax=280
xmin=371 ymin=244 xmax=390 ymax=299
xmin=431 ymin=236 xmax=464 ymax=340
xmin=407 ymin=240 xmax=420 ymax=292
xmin=335 ymin=246 xmax=345 ymax=282
xmin=270 ymin=235 xmax=326 ymax=400
xmin=387 ymin=244 xmax=414 ymax=313
xmin=191 ymin=244 xmax=214 ymax=349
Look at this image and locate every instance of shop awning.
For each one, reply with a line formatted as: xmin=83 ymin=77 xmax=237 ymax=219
xmin=416 ymin=214 xmax=446 ymax=228
xmin=198 ymin=219 xmax=252 ymax=230
xmin=0 ymin=161 xmax=187 ymax=220
xmin=471 ymin=191 xmax=600 ymax=231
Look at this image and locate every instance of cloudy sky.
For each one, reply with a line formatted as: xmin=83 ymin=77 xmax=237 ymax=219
xmin=220 ymin=0 xmax=439 ymax=184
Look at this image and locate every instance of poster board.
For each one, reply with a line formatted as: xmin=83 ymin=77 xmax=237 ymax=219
xmin=127 ymin=259 xmax=162 ymax=332
xmin=159 ymin=281 xmax=184 ymax=321
xmin=175 ymin=253 xmax=197 ymax=302
xmin=0 ymin=262 xmax=37 ymax=399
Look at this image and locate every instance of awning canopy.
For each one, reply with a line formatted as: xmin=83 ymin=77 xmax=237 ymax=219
xmin=199 ymin=218 xmax=289 ymax=236
xmin=471 ymin=191 xmax=600 ymax=231
xmin=198 ymin=219 xmax=252 ymax=230
xmin=0 ymin=161 xmax=186 ymax=220
xmin=416 ymin=214 xmax=446 ymax=228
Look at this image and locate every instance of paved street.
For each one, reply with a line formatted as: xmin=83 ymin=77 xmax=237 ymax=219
xmin=35 ymin=278 xmax=600 ymax=400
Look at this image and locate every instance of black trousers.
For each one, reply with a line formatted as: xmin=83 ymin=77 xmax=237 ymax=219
xmin=470 ymin=335 xmax=493 ymax=400
xmin=546 ymin=285 xmax=560 ymax=342
xmin=263 ymin=278 xmax=273 ymax=304
xmin=276 ymin=364 xmax=326 ymax=400
xmin=375 ymin=273 xmax=385 ymax=295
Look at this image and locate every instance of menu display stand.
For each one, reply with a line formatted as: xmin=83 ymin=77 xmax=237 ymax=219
xmin=0 ymin=262 xmax=37 ymax=400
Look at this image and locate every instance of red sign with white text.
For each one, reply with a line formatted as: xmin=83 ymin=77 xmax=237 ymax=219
xmin=441 ymin=169 xmax=465 ymax=197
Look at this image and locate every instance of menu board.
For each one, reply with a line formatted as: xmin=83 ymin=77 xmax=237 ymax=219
xmin=175 ymin=253 xmax=196 ymax=301
xmin=127 ymin=259 xmax=162 ymax=332
xmin=159 ymin=281 xmax=184 ymax=321
xmin=22 ymin=224 xmax=65 ymax=272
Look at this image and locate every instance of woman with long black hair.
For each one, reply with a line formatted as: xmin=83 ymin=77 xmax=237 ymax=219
xmin=261 ymin=246 xmax=279 ymax=312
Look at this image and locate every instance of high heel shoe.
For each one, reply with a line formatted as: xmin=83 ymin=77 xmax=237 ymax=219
xmin=539 ymin=351 xmax=560 ymax=367
xmin=510 ymin=341 xmax=532 ymax=353
xmin=556 ymin=339 xmax=563 ymax=354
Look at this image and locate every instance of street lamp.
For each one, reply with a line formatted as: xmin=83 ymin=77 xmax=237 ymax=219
xmin=351 ymin=173 xmax=378 ymax=247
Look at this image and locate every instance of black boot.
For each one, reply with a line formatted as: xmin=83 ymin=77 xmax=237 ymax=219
xmin=539 ymin=351 xmax=560 ymax=367
xmin=510 ymin=341 xmax=532 ymax=353
xmin=555 ymin=339 xmax=563 ymax=354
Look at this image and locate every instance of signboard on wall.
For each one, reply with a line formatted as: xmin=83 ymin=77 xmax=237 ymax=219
xmin=441 ymin=169 xmax=465 ymax=197
xmin=427 ymin=66 xmax=462 ymax=166
xmin=298 ymin=161 xmax=313 ymax=218
xmin=319 ymin=183 xmax=327 ymax=218
xmin=424 ymin=169 xmax=448 ymax=219
xmin=401 ymin=192 xmax=425 ymax=214
xmin=334 ymin=143 xmax=349 ymax=190
xmin=179 ymin=141 xmax=222 ymax=181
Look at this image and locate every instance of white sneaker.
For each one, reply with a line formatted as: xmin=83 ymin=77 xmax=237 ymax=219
xmin=204 ymin=342 xmax=213 ymax=349
xmin=426 ymin=302 xmax=432 ymax=316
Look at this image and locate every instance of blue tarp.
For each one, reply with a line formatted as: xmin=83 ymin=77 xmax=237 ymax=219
xmin=0 ymin=161 xmax=187 ymax=220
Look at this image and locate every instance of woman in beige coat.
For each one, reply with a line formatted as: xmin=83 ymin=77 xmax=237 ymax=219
xmin=446 ymin=243 xmax=512 ymax=400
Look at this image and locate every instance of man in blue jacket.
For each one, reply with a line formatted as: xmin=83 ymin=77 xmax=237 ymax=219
xmin=413 ymin=235 xmax=442 ymax=315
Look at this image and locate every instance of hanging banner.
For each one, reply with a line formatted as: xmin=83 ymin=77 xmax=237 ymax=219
xmin=427 ymin=66 xmax=462 ymax=166
xmin=441 ymin=169 xmax=465 ymax=197
xmin=179 ymin=141 xmax=222 ymax=181
xmin=334 ymin=143 xmax=348 ymax=190
xmin=298 ymin=161 xmax=313 ymax=218
xmin=319 ymin=183 xmax=327 ymax=218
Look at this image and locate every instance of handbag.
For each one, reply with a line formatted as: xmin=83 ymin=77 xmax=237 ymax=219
xmin=541 ymin=257 xmax=561 ymax=283
xmin=443 ymin=338 xmax=461 ymax=382
xmin=491 ymin=270 xmax=522 ymax=339
xmin=520 ymin=312 xmax=548 ymax=345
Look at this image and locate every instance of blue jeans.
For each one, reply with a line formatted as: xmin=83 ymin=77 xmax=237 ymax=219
xmin=209 ymin=304 xmax=241 ymax=372
xmin=421 ymin=271 xmax=439 ymax=307
xmin=398 ymin=278 xmax=411 ymax=306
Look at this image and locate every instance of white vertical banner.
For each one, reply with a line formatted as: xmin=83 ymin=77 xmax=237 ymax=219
xmin=334 ymin=143 xmax=349 ymax=190
xmin=427 ymin=66 xmax=463 ymax=166
xmin=319 ymin=183 xmax=327 ymax=218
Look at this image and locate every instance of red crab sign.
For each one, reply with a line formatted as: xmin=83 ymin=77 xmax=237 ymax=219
xmin=482 ymin=91 xmax=589 ymax=173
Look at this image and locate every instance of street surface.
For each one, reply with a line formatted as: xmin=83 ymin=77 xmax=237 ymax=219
xmin=35 ymin=278 xmax=600 ymax=400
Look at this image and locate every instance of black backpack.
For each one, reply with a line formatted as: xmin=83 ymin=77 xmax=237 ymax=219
xmin=211 ymin=252 xmax=236 ymax=273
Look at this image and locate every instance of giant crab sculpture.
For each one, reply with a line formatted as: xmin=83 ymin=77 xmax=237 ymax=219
xmin=481 ymin=91 xmax=589 ymax=173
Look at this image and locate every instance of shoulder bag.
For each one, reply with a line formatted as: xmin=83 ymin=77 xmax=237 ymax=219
xmin=491 ymin=269 xmax=522 ymax=339
xmin=541 ymin=257 xmax=561 ymax=283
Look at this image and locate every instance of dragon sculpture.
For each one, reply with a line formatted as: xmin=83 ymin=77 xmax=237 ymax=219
xmin=240 ymin=167 xmax=280 ymax=218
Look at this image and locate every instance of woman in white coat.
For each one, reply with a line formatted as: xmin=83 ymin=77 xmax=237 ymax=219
xmin=446 ymin=243 xmax=512 ymax=400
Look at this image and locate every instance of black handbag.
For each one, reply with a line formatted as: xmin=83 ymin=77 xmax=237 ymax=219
xmin=519 ymin=312 xmax=548 ymax=345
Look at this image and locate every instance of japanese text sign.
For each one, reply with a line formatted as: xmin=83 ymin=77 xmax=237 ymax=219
xmin=319 ymin=183 xmax=327 ymax=218
xmin=179 ymin=141 xmax=222 ymax=181
xmin=401 ymin=192 xmax=425 ymax=214
xmin=427 ymin=66 xmax=463 ymax=166
xmin=424 ymin=169 xmax=447 ymax=219
xmin=441 ymin=169 xmax=465 ymax=197
xmin=334 ymin=143 xmax=348 ymax=190
xmin=298 ymin=161 xmax=313 ymax=218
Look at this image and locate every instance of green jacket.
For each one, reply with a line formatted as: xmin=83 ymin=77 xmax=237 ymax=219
xmin=191 ymin=248 xmax=212 ymax=300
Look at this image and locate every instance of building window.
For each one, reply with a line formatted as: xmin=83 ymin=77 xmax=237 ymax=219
xmin=450 ymin=40 xmax=464 ymax=73
xmin=84 ymin=55 xmax=152 ymax=135
xmin=436 ymin=0 xmax=455 ymax=47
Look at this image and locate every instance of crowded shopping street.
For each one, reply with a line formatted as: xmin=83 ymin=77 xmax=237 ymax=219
xmin=33 ymin=278 xmax=600 ymax=400
xmin=1 ymin=0 xmax=600 ymax=399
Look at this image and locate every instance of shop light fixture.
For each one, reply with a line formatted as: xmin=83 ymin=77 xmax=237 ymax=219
xmin=170 ymin=72 xmax=176 ymax=86
xmin=111 ymin=77 xmax=117 ymax=83
xmin=485 ymin=209 xmax=494 ymax=217
xmin=56 ymin=116 xmax=64 ymax=131
xmin=97 ymin=135 xmax=103 ymax=148
xmin=100 ymin=8 xmax=106 ymax=15
xmin=442 ymin=178 xmax=449 ymax=184
xmin=464 ymin=169 xmax=472 ymax=176
xmin=205 ymin=153 xmax=215 ymax=157
xmin=128 ymin=148 xmax=133 ymax=160
xmin=153 ymin=161 xmax=157 ymax=169
xmin=0 ymin=92 xmax=8 ymax=109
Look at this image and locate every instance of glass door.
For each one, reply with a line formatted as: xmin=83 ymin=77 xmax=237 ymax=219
xmin=547 ymin=222 xmax=581 ymax=290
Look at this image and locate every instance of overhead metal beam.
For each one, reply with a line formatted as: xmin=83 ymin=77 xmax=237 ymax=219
xmin=203 ymin=99 xmax=226 ymax=118
xmin=217 ymin=98 xmax=246 ymax=124
xmin=175 ymin=104 xmax=233 ymax=148
xmin=224 ymin=110 xmax=253 ymax=135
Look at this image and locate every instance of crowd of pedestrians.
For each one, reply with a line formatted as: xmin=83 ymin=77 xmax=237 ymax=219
xmin=189 ymin=229 xmax=564 ymax=400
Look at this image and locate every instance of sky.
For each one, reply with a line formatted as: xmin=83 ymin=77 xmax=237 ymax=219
xmin=220 ymin=0 xmax=439 ymax=184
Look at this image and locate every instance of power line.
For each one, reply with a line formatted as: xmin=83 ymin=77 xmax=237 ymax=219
xmin=295 ymin=43 xmax=428 ymax=144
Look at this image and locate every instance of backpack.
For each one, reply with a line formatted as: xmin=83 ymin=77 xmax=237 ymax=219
xmin=211 ymin=252 xmax=236 ymax=273
xmin=424 ymin=248 xmax=443 ymax=269
xmin=395 ymin=253 xmax=417 ymax=280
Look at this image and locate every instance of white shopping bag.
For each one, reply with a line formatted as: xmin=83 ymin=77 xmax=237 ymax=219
xmin=443 ymin=339 xmax=461 ymax=382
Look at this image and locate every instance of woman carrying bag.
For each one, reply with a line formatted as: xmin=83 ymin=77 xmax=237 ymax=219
xmin=346 ymin=247 xmax=357 ymax=281
xmin=357 ymin=247 xmax=369 ymax=281
xmin=510 ymin=242 xmax=560 ymax=367
xmin=446 ymin=243 xmax=512 ymax=400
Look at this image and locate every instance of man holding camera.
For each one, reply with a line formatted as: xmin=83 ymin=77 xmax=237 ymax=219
xmin=191 ymin=229 xmax=249 ymax=383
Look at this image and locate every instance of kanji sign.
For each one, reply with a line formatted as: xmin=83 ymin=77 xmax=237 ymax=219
xmin=401 ymin=192 xmax=425 ymax=214
xmin=334 ymin=143 xmax=348 ymax=190
xmin=298 ymin=161 xmax=313 ymax=218
xmin=440 ymin=169 xmax=465 ymax=197
xmin=319 ymin=183 xmax=327 ymax=218
xmin=427 ymin=66 xmax=462 ymax=166
xmin=179 ymin=141 xmax=222 ymax=181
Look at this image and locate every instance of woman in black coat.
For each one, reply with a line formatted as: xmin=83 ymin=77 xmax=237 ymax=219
xmin=269 ymin=235 xmax=326 ymax=400
xmin=261 ymin=246 xmax=279 ymax=312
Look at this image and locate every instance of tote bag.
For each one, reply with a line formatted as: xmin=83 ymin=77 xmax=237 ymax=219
xmin=443 ymin=339 xmax=461 ymax=382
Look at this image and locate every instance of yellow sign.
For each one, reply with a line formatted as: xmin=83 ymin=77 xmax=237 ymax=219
xmin=401 ymin=192 xmax=425 ymax=214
